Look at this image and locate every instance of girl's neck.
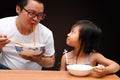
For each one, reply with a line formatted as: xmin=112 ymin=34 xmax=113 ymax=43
xmin=73 ymin=48 xmax=85 ymax=56
xmin=72 ymin=49 xmax=90 ymax=64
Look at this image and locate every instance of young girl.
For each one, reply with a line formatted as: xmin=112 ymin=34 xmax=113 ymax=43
xmin=60 ymin=20 xmax=120 ymax=77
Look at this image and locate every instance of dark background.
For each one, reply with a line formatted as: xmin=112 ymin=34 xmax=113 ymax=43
xmin=0 ymin=0 xmax=119 ymax=76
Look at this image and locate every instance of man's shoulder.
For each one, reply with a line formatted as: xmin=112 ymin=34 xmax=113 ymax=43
xmin=0 ymin=16 xmax=17 ymax=22
xmin=37 ymin=23 xmax=53 ymax=33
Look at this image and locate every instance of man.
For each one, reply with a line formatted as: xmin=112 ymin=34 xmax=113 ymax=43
xmin=0 ymin=0 xmax=55 ymax=70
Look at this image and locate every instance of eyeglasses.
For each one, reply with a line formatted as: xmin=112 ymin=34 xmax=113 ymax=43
xmin=23 ymin=8 xmax=46 ymax=20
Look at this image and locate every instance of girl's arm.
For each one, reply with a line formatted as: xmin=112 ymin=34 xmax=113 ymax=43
xmin=91 ymin=53 xmax=120 ymax=77
xmin=60 ymin=54 xmax=67 ymax=71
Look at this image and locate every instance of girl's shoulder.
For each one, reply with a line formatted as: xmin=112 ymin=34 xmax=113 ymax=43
xmin=62 ymin=50 xmax=73 ymax=58
xmin=91 ymin=52 xmax=104 ymax=59
xmin=90 ymin=52 xmax=105 ymax=65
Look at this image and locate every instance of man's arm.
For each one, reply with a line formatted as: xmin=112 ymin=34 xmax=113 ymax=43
xmin=37 ymin=55 xmax=55 ymax=68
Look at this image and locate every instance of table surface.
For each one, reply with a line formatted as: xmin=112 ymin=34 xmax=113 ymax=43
xmin=0 ymin=70 xmax=119 ymax=80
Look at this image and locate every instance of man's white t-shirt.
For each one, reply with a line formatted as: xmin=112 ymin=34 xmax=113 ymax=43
xmin=0 ymin=16 xmax=55 ymax=70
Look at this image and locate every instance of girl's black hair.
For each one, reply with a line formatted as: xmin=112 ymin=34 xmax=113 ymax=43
xmin=75 ymin=20 xmax=102 ymax=54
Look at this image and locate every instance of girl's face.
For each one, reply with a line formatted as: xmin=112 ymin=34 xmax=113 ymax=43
xmin=66 ymin=26 xmax=81 ymax=47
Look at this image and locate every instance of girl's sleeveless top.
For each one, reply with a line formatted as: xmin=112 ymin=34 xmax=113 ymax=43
xmin=65 ymin=53 xmax=92 ymax=65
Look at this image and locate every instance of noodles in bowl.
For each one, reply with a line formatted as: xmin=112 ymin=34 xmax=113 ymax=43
xmin=67 ymin=64 xmax=93 ymax=76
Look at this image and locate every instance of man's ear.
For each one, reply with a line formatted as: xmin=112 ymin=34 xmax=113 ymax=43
xmin=16 ymin=5 xmax=21 ymax=14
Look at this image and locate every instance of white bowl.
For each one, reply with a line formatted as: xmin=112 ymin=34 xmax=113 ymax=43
xmin=67 ymin=64 xmax=93 ymax=76
xmin=15 ymin=43 xmax=45 ymax=56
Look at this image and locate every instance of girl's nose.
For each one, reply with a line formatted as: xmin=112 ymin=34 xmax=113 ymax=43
xmin=67 ymin=33 xmax=69 ymax=37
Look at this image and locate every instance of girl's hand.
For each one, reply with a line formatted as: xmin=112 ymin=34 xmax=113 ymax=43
xmin=90 ymin=64 xmax=106 ymax=77
xmin=95 ymin=64 xmax=106 ymax=72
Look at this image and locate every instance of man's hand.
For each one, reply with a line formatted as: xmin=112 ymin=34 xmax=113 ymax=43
xmin=19 ymin=49 xmax=45 ymax=62
xmin=0 ymin=35 xmax=10 ymax=52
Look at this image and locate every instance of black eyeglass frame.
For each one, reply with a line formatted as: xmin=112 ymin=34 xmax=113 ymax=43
xmin=23 ymin=8 xmax=46 ymax=20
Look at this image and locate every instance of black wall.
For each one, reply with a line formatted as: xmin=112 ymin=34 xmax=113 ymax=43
xmin=0 ymin=0 xmax=119 ymax=76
